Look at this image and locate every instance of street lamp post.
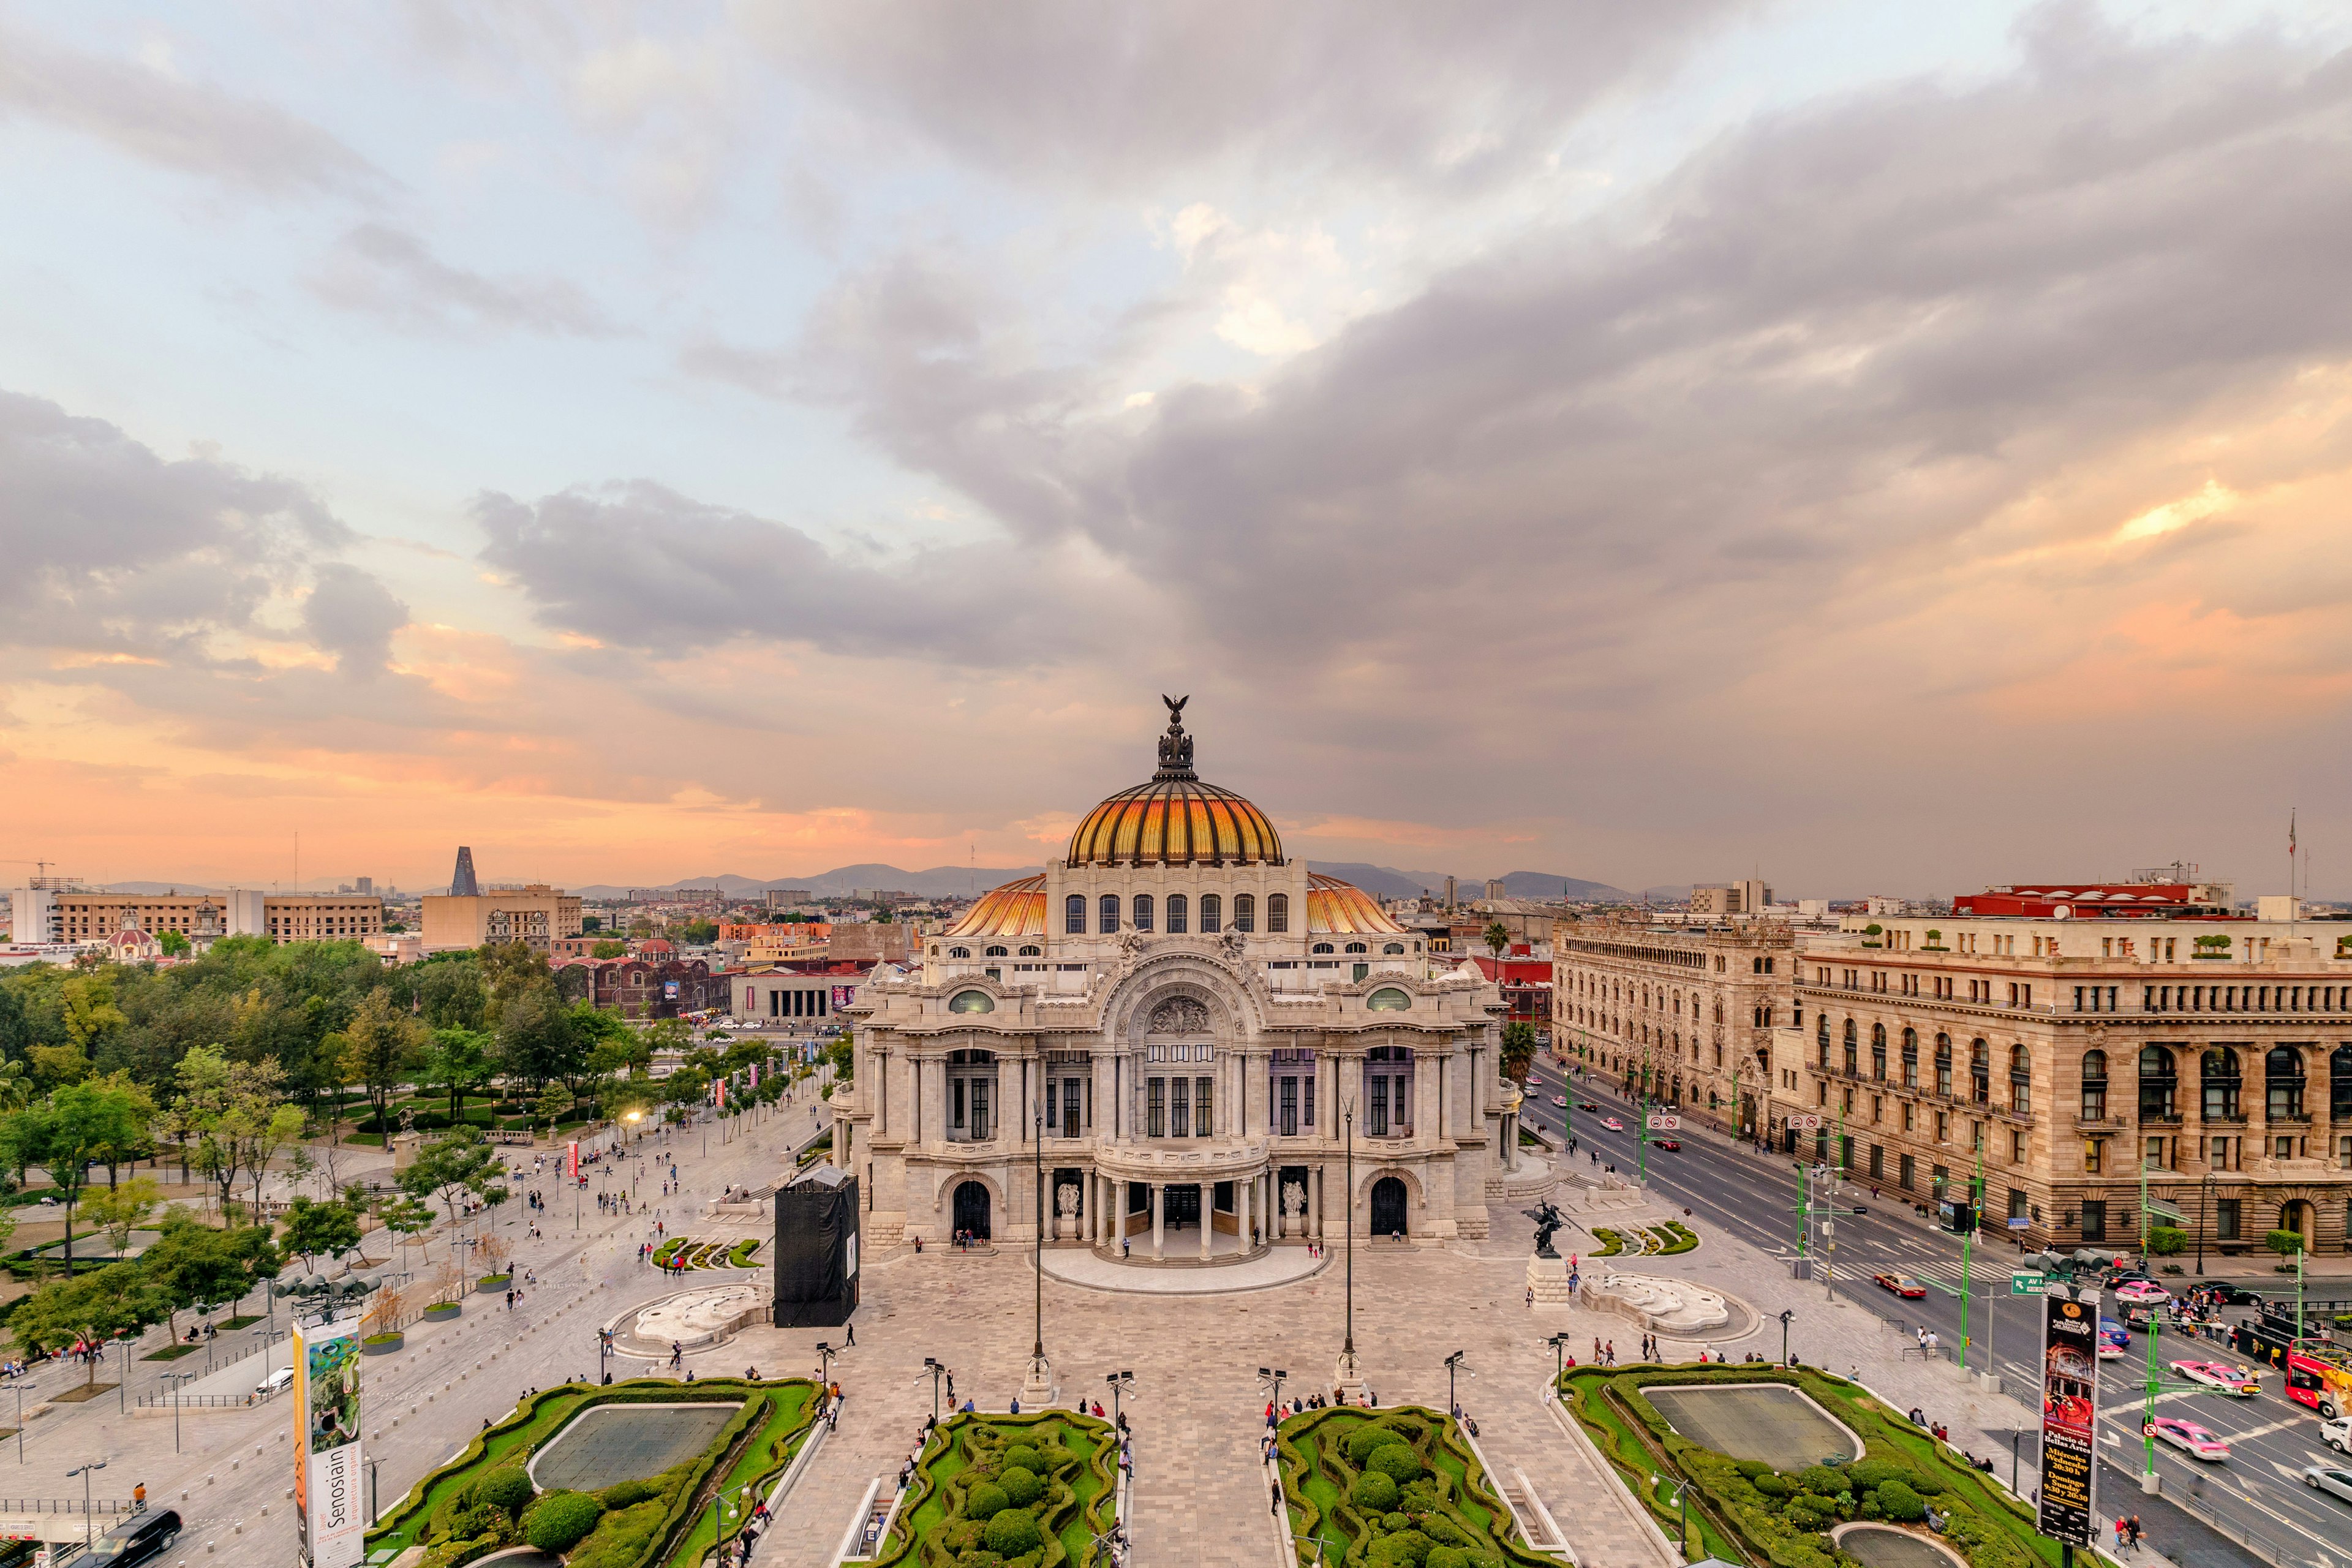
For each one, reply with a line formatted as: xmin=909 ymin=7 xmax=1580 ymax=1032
xmin=922 ymin=1358 xmax=946 ymax=1422
xmin=1104 ymin=1371 xmax=1135 ymax=1430
xmin=1335 ymin=1099 xmax=1360 ymax=1397
xmin=815 ymin=1341 xmax=836 ymax=1387
xmin=1777 ymin=1309 xmax=1794 ymax=1367
xmin=1257 ymin=1367 xmax=1287 ymax=1416
xmin=1026 ymin=1096 xmax=1049 ymax=1401
xmin=1546 ymin=1332 xmax=1572 ymax=1386
xmin=67 ymin=1460 xmax=107 ymax=1547
xmin=1649 ymin=1474 xmax=1688 ymax=1557
xmin=1444 ymin=1351 xmax=1471 ymax=1419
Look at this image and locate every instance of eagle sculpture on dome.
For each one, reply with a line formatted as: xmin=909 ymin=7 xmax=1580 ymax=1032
xmin=1156 ymin=693 xmax=1194 ymax=776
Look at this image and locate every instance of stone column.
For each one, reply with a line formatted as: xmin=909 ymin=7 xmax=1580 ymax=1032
xmin=1238 ymin=1169 xmax=1252 ymax=1250
xmin=1151 ymin=1183 xmax=1164 ymax=1259
xmin=1312 ymin=1164 xmax=1325 ymax=1240
xmin=1201 ymin=1183 xmax=1214 ymax=1259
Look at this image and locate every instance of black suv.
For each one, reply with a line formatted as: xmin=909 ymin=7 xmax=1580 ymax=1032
xmin=84 ymin=1510 xmax=181 ymax=1568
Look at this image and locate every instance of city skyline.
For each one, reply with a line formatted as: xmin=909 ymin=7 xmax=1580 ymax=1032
xmin=5 ymin=2 xmax=2351 ymax=897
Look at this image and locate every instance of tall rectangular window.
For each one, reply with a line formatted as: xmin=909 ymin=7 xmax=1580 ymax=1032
xmin=1196 ymin=1076 xmax=1212 ymax=1137
xmin=2079 ymin=1200 xmax=2106 ymax=1242
xmin=970 ymin=1079 xmax=990 ymax=1140
xmin=1148 ymin=1077 xmax=1166 ymax=1138
xmin=952 ymin=1079 xmax=966 ymax=1130
xmin=1066 ymin=895 xmax=1086 ymax=935
xmin=1370 ymin=1074 xmax=1390 ymax=1137
xmin=2216 ymin=1197 xmax=2241 ymax=1240
xmin=1171 ymin=1075 xmax=1190 ymax=1137
xmin=1200 ymin=895 xmax=1221 ymax=933
xmin=1302 ymin=1074 xmax=1316 ymax=1128
xmin=1062 ymin=1079 xmax=1082 ymax=1135
xmin=1267 ymin=894 xmax=1289 ymax=933
xmin=1280 ymin=1077 xmax=1298 ymax=1137
xmin=1899 ymin=1153 xmax=1915 ymax=1190
xmin=1133 ymin=895 xmax=1154 ymax=932
xmin=1233 ymin=894 xmax=1256 ymax=932
xmin=1167 ymin=894 xmax=1188 ymax=934
xmin=1099 ymin=894 xmax=1120 ymax=933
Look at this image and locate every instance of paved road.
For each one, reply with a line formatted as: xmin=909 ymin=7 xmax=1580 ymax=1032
xmin=1520 ymin=1057 xmax=2350 ymax=1568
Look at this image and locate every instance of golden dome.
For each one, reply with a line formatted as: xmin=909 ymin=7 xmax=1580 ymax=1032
xmin=1065 ymin=698 xmax=1283 ymax=868
xmin=943 ymin=874 xmax=1046 ymax=939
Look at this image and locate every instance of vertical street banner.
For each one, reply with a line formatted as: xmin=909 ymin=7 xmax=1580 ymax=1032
xmin=717 ymin=1079 xmax=728 ymax=1110
xmin=567 ymin=1140 xmax=579 ymax=1182
xmin=292 ymin=1314 xmax=366 ymax=1568
xmin=2036 ymin=1289 xmax=2099 ymax=1546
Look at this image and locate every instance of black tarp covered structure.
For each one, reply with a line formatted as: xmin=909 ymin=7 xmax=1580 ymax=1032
xmin=772 ymin=1164 xmax=859 ymax=1327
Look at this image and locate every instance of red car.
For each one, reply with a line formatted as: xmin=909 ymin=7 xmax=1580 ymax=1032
xmin=1652 ymin=1139 xmax=1681 ymax=1151
xmin=1874 ymin=1273 xmax=1928 ymax=1298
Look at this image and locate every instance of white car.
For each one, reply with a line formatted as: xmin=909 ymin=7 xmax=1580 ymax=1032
xmin=2304 ymin=1464 xmax=2352 ymax=1507
xmin=257 ymin=1365 xmax=295 ymax=1396
xmin=2323 ymin=1415 xmax=2351 ymax=1455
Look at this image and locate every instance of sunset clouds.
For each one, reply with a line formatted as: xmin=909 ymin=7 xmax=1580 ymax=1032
xmin=3 ymin=2 xmax=2350 ymax=896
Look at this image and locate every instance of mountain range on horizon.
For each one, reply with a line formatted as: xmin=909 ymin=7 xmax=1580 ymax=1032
xmin=78 ymin=864 xmax=1689 ymax=903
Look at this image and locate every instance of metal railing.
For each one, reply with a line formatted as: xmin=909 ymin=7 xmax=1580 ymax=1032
xmin=0 ymin=1499 xmax=138 ymax=1515
xmin=133 ymin=1387 xmax=284 ymax=1409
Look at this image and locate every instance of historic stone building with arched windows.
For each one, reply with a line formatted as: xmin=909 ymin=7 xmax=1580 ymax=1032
xmin=824 ymin=701 xmax=1517 ymax=1260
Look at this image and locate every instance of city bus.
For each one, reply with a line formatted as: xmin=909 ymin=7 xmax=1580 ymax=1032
xmin=2231 ymin=1323 xmax=2352 ymax=1419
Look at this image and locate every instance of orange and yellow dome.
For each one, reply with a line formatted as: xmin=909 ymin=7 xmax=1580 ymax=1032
xmin=1066 ymin=779 xmax=1282 ymax=868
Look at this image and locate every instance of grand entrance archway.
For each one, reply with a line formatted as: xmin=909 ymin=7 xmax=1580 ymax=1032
xmin=952 ymin=1180 xmax=992 ymax=1240
xmin=1371 ymin=1176 xmax=1408 ymax=1237
xmin=2279 ymin=1199 xmax=2314 ymax=1251
xmin=1164 ymin=1184 xmax=1201 ymax=1229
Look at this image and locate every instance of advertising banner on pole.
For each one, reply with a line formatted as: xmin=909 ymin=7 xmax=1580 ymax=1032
xmin=717 ymin=1079 xmax=728 ymax=1110
xmin=292 ymin=1314 xmax=367 ymax=1568
xmin=567 ymin=1140 xmax=579 ymax=1182
xmin=2035 ymin=1289 xmax=2098 ymax=1547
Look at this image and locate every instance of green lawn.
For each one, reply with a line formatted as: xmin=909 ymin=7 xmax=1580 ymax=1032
xmin=1559 ymin=1364 xmax=2062 ymax=1568
xmin=366 ymin=1377 xmax=818 ymax=1568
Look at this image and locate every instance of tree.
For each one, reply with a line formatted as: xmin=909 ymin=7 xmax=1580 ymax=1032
xmin=175 ymin=1046 xmax=294 ymax=1221
xmin=16 ymin=1081 xmax=147 ymax=1264
xmin=342 ymin=990 xmax=421 ymax=1133
xmin=820 ymin=1033 xmax=854 ymax=1084
xmin=0 ymin=1056 xmax=30 ymax=1112
xmin=590 ymin=939 xmax=627 ymax=959
xmin=86 ymin=1070 xmax=156 ymax=1188
xmin=1483 ymin=921 xmax=1510 ymax=968
xmin=10 ymin=1262 xmax=169 ymax=1382
xmin=83 ymin=1175 xmax=162 ymax=1259
xmin=534 ymin=1082 xmax=571 ymax=1138
xmin=59 ymin=973 xmax=126 ymax=1055
xmin=157 ymin=930 xmax=192 ymax=957
xmin=376 ymin=1195 xmax=434 ymax=1264
xmin=2265 ymin=1228 xmax=2307 ymax=1262
xmin=1500 ymin=1021 xmax=1539 ymax=1085
xmin=399 ymin=1126 xmax=507 ymax=1231
xmin=421 ymin=1027 xmax=496 ymax=1126
xmin=281 ymin=1196 xmax=364 ymax=1270
xmin=139 ymin=1215 xmax=280 ymax=1341
xmin=496 ymin=987 xmax=582 ymax=1091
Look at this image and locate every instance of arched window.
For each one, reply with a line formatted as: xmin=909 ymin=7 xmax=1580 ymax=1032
xmin=1166 ymin=894 xmax=1188 ymax=935
xmin=1065 ymin=894 xmax=1085 ymax=935
xmin=1842 ymin=1018 xmax=1858 ymax=1075
xmin=2200 ymin=1047 xmax=2241 ymax=1121
xmin=1901 ymin=1028 xmax=1919 ymax=1088
xmin=1132 ymin=894 xmax=1154 ymax=932
xmin=985 ymin=944 xmax=1008 ymax=957
xmin=1200 ymin=894 xmax=1221 ymax=934
xmin=2334 ymin=1044 xmax=2352 ymax=1121
xmin=1816 ymin=1014 xmax=1830 ymax=1069
xmin=948 ymin=946 xmax=971 ymax=959
xmin=1312 ymin=943 xmax=1335 ymax=954
xmin=2008 ymin=1043 xmax=2031 ymax=1114
xmin=1267 ymin=893 xmax=1289 ymax=933
xmin=1017 ymin=944 xmax=1040 ymax=957
xmin=1934 ymin=1033 xmax=1953 ymax=1097
xmin=2138 ymin=1046 xmax=2177 ymax=1120
xmin=2264 ymin=1046 xmax=2305 ymax=1120
xmin=1382 ymin=942 xmax=1405 ymax=955
xmin=1344 ymin=941 xmax=1366 ymax=954
xmin=2079 ymin=1050 xmax=2108 ymax=1120
xmin=1871 ymin=1023 xmax=1888 ymax=1081
xmin=1233 ymin=894 xmax=1256 ymax=933
xmin=1970 ymin=1039 xmax=1990 ymax=1104
xmin=1099 ymin=894 xmax=1119 ymax=933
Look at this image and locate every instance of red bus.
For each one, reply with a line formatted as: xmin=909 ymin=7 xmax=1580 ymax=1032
xmin=2233 ymin=1324 xmax=2352 ymax=1418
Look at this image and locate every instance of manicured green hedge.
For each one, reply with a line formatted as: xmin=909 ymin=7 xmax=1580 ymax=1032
xmin=1558 ymin=1364 xmax=2059 ymax=1568
xmin=874 ymin=1411 xmax=1117 ymax=1568
xmin=1274 ymin=1406 xmax=1553 ymax=1568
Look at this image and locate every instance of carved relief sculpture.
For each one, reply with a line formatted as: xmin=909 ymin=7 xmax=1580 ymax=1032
xmin=1148 ymin=995 xmax=1211 ymax=1034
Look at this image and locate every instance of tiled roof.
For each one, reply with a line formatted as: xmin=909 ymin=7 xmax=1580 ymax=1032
xmin=1305 ymin=874 xmax=1408 ymax=935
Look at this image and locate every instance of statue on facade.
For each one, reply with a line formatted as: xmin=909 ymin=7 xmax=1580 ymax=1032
xmin=1522 ymin=1200 xmax=1567 ymax=1259
xmin=1148 ymin=995 xmax=1210 ymax=1034
xmin=1281 ymin=1182 xmax=1305 ymax=1219
xmin=1055 ymin=1183 xmax=1080 ymax=1220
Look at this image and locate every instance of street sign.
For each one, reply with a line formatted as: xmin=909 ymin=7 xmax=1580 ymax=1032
xmin=2006 ymin=1217 xmax=2031 ymax=1229
xmin=2012 ymin=1272 xmax=2046 ymax=1294
xmin=1790 ymin=1114 xmax=1825 ymax=1130
xmin=1646 ymin=1115 xmax=1680 ymax=1131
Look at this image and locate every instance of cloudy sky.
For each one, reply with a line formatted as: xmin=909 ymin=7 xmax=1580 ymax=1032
xmin=5 ymin=0 xmax=2350 ymax=899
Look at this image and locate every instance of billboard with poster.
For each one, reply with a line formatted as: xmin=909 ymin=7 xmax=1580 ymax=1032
xmin=2035 ymin=1289 xmax=2098 ymax=1547
xmin=292 ymin=1314 xmax=366 ymax=1568
xmin=831 ymin=984 xmax=856 ymax=1012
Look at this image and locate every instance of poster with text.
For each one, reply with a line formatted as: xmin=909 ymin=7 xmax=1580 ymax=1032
xmin=2035 ymin=1291 xmax=2098 ymax=1547
xmin=292 ymin=1314 xmax=366 ymax=1568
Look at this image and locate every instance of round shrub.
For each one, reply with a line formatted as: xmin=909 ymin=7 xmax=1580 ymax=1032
xmin=523 ymin=1491 xmax=603 ymax=1553
xmin=1905 ymin=1470 xmax=1948 ymax=1496
xmin=1366 ymin=1443 xmax=1422 ymax=1483
xmin=598 ymin=1479 xmax=657 ymax=1510
xmin=1797 ymin=1465 xmax=1847 ymax=1494
xmin=981 ymin=1509 xmax=1043 ymax=1556
xmin=1752 ymin=1474 xmax=1793 ymax=1498
xmin=1382 ymin=1513 xmax=1411 ymax=1534
xmin=1733 ymin=1459 xmax=1774 ymax=1479
xmin=1368 ymin=1529 xmax=1433 ymax=1568
xmin=963 ymin=1482 xmax=1009 ymax=1521
xmin=1875 ymin=1481 xmax=1928 ymax=1522
xmin=1427 ymin=1550 xmax=1471 ymax=1568
xmin=1001 ymin=1444 xmax=1045 ymax=1475
xmin=1347 ymin=1424 xmax=1412 ymax=1466
xmin=477 ymin=1468 xmax=534 ymax=1515
xmin=1351 ymin=1471 xmax=1400 ymax=1513
xmin=998 ymin=1466 xmax=1043 ymax=1507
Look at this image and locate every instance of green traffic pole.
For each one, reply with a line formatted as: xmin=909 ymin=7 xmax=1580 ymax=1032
xmin=2141 ymin=1153 xmax=2159 ymax=1490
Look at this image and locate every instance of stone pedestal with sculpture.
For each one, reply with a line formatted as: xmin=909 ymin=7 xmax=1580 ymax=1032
xmin=1522 ymin=1199 xmax=1576 ymax=1302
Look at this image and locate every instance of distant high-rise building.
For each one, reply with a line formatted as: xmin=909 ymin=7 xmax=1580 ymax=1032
xmin=450 ymin=846 xmax=479 ymax=898
xmin=1484 ymin=878 xmax=1507 ymax=902
xmin=355 ymin=876 xmax=373 ymax=895
xmin=1443 ymin=875 xmax=1458 ymax=909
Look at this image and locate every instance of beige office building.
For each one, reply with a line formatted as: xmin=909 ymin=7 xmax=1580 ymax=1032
xmin=11 ymin=884 xmax=380 ymax=947
xmin=263 ymin=895 xmax=385 ymax=943
xmin=1782 ymin=913 xmax=2352 ymax=1256
xmin=421 ymin=885 xmax=584 ymax=953
xmin=1553 ymin=916 xmax=1794 ymax=1137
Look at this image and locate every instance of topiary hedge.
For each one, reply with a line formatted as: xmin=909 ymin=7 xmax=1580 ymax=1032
xmin=524 ymin=1490 xmax=605 ymax=1553
xmin=872 ymin=1411 xmax=1118 ymax=1568
xmin=1274 ymin=1406 xmax=1553 ymax=1568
